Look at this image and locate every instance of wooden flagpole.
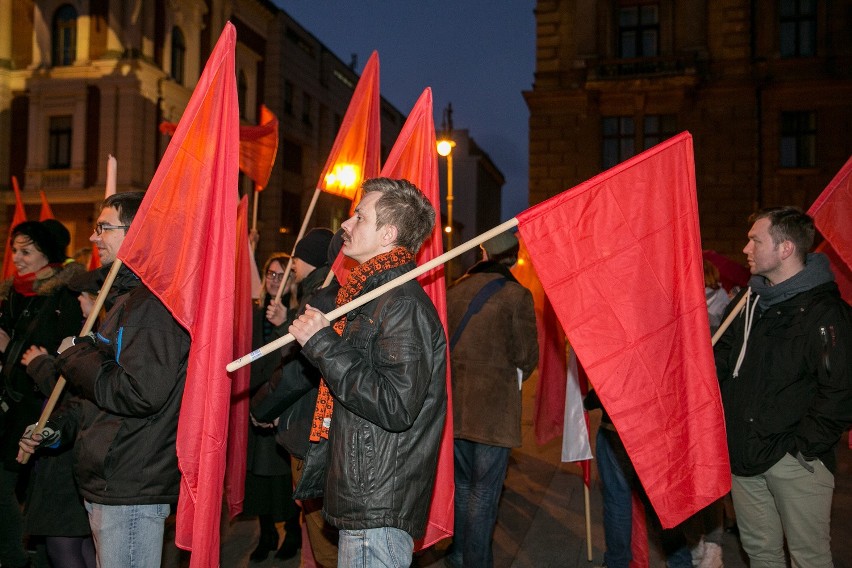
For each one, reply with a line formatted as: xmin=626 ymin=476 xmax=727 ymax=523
xmin=711 ymin=288 xmax=749 ymax=347
xmin=585 ymin=484 xmax=593 ymax=561
xmin=227 ymin=217 xmax=520 ymax=371
xmin=19 ymin=260 xmax=124 ymax=463
xmin=272 ymin=186 xmax=324 ymax=305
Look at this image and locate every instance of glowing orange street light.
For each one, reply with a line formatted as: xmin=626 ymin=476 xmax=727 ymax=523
xmin=436 ymin=138 xmax=455 ymax=249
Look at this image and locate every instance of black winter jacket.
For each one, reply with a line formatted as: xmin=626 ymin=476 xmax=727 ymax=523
xmin=300 ymin=262 xmax=447 ymax=539
xmin=715 ymin=282 xmax=852 ymax=476
xmin=53 ymin=266 xmax=190 ymax=505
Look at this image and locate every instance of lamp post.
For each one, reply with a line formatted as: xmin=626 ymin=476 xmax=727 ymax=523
xmin=436 ymin=102 xmax=455 ymax=250
xmin=436 ymin=138 xmax=455 ymax=250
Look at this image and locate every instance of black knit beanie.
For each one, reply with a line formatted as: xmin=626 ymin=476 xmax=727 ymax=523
xmin=294 ymin=228 xmax=334 ymax=268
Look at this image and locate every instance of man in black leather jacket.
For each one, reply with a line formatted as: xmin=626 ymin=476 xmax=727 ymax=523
xmin=290 ymin=178 xmax=447 ymax=567
xmin=715 ymin=207 xmax=852 ymax=568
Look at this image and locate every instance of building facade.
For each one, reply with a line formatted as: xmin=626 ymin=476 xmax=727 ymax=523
xmin=526 ymin=0 xmax=852 ymax=259
xmin=0 ymin=0 xmax=406 ymax=262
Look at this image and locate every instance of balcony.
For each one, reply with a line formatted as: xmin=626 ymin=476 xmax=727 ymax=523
xmin=585 ymin=55 xmax=700 ymax=92
xmin=26 ymin=168 xmax=86 ymax=190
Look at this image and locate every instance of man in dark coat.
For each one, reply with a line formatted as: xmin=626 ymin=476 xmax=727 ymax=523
xmin=19 ymin=192 xmax=190 ymax=568
xmin=289 ymin=178 xmax=447 ymax=567
xmin=445 ymin=230 xmax=538 ymax=568
xmin=715 ymin=206 xmax=852 ymax=567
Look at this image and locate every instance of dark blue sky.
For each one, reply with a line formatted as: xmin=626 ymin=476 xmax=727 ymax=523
xmin=275 ymin=1 xmax=537 ymax=220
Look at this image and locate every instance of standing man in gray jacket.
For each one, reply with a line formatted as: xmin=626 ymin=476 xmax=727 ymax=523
xmin=289 ymin=177 xmax=447 ymax=567
xmin=445 ymin=230 xmax=539 ymax=568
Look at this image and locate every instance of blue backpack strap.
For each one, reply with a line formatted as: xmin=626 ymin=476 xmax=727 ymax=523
xmin=449 ymin=277 xmax=507 ymax=351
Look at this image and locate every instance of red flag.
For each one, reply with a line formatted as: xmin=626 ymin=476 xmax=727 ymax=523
xmin=38 ymin=191 xmax=55 ymax=221
xmin=3 ymin=176 xmax=28 ymax=278
xmin=117 ymin=23 xmax=239 ymax=567
xmin=533 ymin=293 xmax=568 ymax=444
xmin=318 ymin=51 xmax=381 ymax=203
xmin=516 ymin=132 xmax=730 ymax=528
xmin=225 ymin=195 xmax=252 ymax=518
xmin=163 ymin=105 xmax=278 ymax=191
xmin=808 ymin=155 xmax=852 ymax=275
xmin=238 ymin=105 xmax=278 ymax=190
xmin=379 ymin=87 xmax=454 ymax=549
xmin=630 ymin=494 xmax=649 ymax=568
xmin=328 ymin=52 xmax=382 ymax=285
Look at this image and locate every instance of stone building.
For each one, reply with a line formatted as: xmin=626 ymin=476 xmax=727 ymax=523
xmin=525 ymin=0 xmax=852 ymax=259
xmin=0 ymin=0 xmax=406 ymax=261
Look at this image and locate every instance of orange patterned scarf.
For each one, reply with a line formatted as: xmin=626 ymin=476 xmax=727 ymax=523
xmin=309 ymin=247 xmax=415 ymax=441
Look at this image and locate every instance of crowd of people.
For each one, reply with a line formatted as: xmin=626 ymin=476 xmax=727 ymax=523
xmin=0 ymin=179 xmax=849 ymax=568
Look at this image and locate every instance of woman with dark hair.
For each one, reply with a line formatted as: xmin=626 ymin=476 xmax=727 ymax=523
xmin=244 ymin=253 xmax=301 ymax=562
xmin=0 ymin=220 xmax=84 ymax=568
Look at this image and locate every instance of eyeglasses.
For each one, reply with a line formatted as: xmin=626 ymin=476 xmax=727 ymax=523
xmin=94 ymin=223 xmax=130 ymax=236
xmin=266 ymin=270 xmax=286 ymax=282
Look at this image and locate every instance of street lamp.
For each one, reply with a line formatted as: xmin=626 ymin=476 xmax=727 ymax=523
xmin=436 ymin=103 xmax=455 ymax=250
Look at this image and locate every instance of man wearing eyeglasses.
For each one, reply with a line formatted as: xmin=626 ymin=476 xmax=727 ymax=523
xmin=19 ymin=191 xmax=190 ymax=568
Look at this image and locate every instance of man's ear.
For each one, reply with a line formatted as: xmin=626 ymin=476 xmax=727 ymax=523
xmin=779 ymin=240 xmax=796 ymax=261
xmin=381 ymin=224 xmax=398 ymax=247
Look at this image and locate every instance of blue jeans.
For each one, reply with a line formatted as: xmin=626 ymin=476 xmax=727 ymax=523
xmin=84 ymin=501 xmax=170 ymax=568
xmin=448 ymin=439 xmax=511 ymax=568
xmin=338 ymin=527 xmax=413 ymax=568
xmin=596 ymin=429 xmax=691 ymax=568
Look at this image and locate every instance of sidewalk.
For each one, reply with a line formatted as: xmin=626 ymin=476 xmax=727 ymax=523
xmin=204 ymin=371 xmax=852 ymax=567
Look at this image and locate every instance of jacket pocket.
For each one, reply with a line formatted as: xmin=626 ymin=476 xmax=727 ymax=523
xmin=349 ymin=421 xmax=376 ymax=495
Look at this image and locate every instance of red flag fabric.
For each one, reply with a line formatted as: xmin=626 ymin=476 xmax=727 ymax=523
xmin=630 ymin=494 xmax=649 ymax=568
xmin=808 ymin=155 xmax=852 ymax=275
xmin=3 ymin=176 xmax=28 ymax=278
xmin=379 ymin=87 xmax=454 ymax=549
xmin=117 ymin=23 xmax=239 ymax=567
xmin=238 ymin=104 xmax=278 ymax=190
xmin=38 ymin=191 xmax=55 ymax=221
xmin=162 ymin=105 xmax=278 ymax=191
xmin=534 ymin=294 xmax=568 ymax=444
xmin=318 ymin=51 xmax=381 ymax=204
xmin=327 ymin=51 xmax=382 ymax=286
xmin=516 ymin=132 xmax=729 ymax=528
xmin=225 ymin=195 xmax=252 ymax=518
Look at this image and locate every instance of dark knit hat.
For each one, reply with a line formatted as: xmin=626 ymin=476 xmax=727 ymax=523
xmin=482 ymin=230 xmax=518 ymax=257
xmin=67 ymin=269 xmax=104 ymax=295
xmin=11 ymin=220 xmax=70 ymax=264
xmin=294 ymin=228 xmax=334 ymax=268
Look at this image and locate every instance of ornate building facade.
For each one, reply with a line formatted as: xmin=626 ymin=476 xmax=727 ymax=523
xmin=526 ymin=0 xmax=852 ymax=258
xmin=0 ymin=0 xmax=406 ymax=260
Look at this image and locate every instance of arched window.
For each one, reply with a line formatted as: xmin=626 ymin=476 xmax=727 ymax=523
xmin=238 ymin=70 xmax=248 ymax=118
xmin=52 ymin=4 xmax=77 ymax=66
xmin=171 ymin=27 xmax=186 ymax=84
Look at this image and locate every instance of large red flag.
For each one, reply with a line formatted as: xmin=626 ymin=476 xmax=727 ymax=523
xmin=225 ymin=195 xmax=253 ymax=518
xmin=116 ymin=23 xmax=239 ymax=567
xmin=39 ymin=191 xmax=55 ymax=221
xmin=318 ymin=51 xmax=381 ymax=204
xmin=379 ymin=87 xmax=454 ymax=549
xmin=516 ymin=132 xmax=729 ymax=528
xmin=3 ymin=176 xmax=28 ymax=278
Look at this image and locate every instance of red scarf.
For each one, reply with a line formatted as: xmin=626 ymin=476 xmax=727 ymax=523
xmin=309 ymin=247 xmax=415 ymax=441
xmin=12 ymin=264 xmax=62 ymax=297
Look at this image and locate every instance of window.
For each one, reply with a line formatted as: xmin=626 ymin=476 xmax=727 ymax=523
xmin=48 ymin=115 xmax=73 ymax=169
xmin=284 ymin=81 xmax=294 ymax=116
xmin=281 ymin=139 xmax=302 ymax=174
xmin=779 ymin=111 xmax=816 ymax=168
xmin=52 ymin=4 xmax=77 ymax=66
xmin=602 ymin=117 xmax=635 ymax=169
xmin=643 ymin=115 xmax=678 ymax=149
xmin=618 ymin=3 xmax=659 ymax=58
xmin=171 ymin=27 xmax=186 ymax=84
xmin=238 ymin=70 xmax=248 ymax=119
xmin=302 ymin=93 xmax=312 ymax=126
xmin=780 ymin=0 xmax=816 ymax=58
